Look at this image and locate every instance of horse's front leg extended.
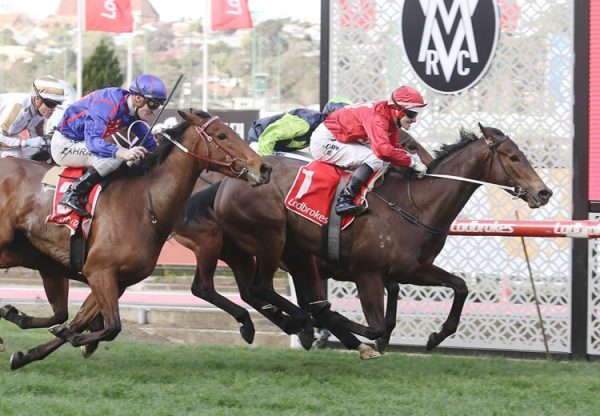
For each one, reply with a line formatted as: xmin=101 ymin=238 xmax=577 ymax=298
xmin=410 ymin=264 xmax=468 ymax=350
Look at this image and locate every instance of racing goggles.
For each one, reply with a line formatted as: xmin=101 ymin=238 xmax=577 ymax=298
xmin=145 ymin=98 xmax=162 ymax=110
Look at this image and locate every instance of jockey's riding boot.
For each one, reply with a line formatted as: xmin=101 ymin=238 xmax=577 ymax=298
xmin=60 ymin=167 xmax=102 ymax=217
xmin=335 ymin=163 xmax=373 ymax=216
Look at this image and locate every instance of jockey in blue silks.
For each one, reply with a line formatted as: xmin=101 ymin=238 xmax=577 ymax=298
xmin=51 ymin=73 xmax=168 ymax=217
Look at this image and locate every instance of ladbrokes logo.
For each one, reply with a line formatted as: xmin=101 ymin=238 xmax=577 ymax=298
xmin=400 ymin=0 xmax=499 ymax=94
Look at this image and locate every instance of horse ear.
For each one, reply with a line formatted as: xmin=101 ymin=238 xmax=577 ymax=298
xmin=478 ymin=122 xmax=486 ymax=135
xmin=178 ymin=110 xmax=200 ymax=125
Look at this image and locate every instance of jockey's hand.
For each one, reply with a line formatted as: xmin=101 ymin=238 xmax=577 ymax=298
xmin=116 ymin=146 xmax=149 ymax=162
xmin=409 ymin=153 xmax=427 ymax=178
xmin=23 ymin=136 xmax=44 ymax=147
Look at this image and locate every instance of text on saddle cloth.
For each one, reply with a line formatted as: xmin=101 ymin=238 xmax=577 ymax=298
xmin=46 ymin=167 xmax=102 ymax=238
xmin=284 ymin=160 xmax=377 ymax=229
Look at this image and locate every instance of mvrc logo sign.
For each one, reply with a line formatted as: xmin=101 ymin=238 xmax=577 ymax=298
xmin=401 ymin=0 xmax=500 ymax=94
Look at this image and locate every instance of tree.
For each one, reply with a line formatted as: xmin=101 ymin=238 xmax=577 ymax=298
xmin=82 ymin=39 xmax=124 ymax=94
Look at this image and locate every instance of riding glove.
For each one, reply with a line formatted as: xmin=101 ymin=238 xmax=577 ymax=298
xmin=409 ymin=153 xmax=427 ymax=178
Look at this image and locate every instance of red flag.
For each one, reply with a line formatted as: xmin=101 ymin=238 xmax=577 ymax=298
xmin=211 ymin=0 xmax=253 ymax=31
xmin=86 ymin=0 xmax=133 ymax=33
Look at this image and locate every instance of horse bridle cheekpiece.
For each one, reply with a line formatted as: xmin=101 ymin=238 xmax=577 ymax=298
xmin=485 ymin=135 xmax=526 ymax=199
xmin=161 ymin=115 xmax=248 ymax=177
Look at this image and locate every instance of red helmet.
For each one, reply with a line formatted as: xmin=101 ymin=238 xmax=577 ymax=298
xmin=388 ymin=86 xmax=427 ymax=113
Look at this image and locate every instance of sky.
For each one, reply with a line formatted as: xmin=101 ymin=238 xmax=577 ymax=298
xmin=0 ymin=0 xmax=321 ymax=23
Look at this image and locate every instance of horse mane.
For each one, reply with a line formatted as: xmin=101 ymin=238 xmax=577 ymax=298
xmin=183 ymin=181 xmax=222 ymax=222
xmin=426 ymin=127 xmax=505 ymax=171
xmin=126 ymin=110 xmax=212 ymax=175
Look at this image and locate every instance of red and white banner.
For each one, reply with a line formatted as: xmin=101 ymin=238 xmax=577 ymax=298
xmin=211 ymin=0 xmax=253 ymax=31
xmin=86 ymin=0 xmax=133 ymax=33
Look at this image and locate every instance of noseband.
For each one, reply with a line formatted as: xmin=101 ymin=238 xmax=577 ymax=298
xmin=162 ymin=116 xmax=249 ymax=177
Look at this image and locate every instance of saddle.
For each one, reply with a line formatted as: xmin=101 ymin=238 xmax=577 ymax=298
xmin=44 ymin=167 xmax=103 ymax=273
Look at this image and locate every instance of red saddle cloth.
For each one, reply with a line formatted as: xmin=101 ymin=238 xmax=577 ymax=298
xmin=284 ymin=161 xmax=373 ymax=229
xmin=46 ymin=167 xmax=102 ymax=238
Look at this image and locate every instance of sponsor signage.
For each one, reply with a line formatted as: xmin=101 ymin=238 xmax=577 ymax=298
xmin=400 ymin=0 xmax=500 ymax=94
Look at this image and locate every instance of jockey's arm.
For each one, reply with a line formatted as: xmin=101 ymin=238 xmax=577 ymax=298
xmin=363 ymin=115 xmax=412 ymax=167
xmin=257 ymin=113 xmax=310 ymax=156
xmin=0 ymin=103 xmax=27 ymax=147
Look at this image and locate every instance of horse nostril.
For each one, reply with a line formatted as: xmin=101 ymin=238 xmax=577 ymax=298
xmin=538 ymin=188 xmax=552 ymax=202
xmin=260 ymin=164 xmax=272 ymax=182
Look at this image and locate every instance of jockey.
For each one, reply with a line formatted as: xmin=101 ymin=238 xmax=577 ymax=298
xmin=0 ymin=75 xmax=67 ymax=149
xmin=309 ymin=86 xmax=428 ymax=216
xmin=248 ymin=97 xmax=352 ymax=156
xmin=51 ymin=73 xmax=167 ymax=217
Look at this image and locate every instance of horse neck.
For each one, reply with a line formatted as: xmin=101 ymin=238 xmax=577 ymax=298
xmin=412 ymin=140 xmax=493 ymax=229
xmin=145 ymin=145 xmax=202 ymax=235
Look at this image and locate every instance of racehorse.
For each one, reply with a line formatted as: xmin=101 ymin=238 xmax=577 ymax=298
xmin=172 ymin=132 xmax=433 ymax=356
xmin=1 ymin=110 xmax=271 ymax=369
xmin=187 ymin=124 xmax=552 ymax=355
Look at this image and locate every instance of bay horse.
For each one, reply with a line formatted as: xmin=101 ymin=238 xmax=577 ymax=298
xmin=172 ymin=132 xmax=433 ymax=356
xmin=1 ymin=110 xmax=271 ymax=369
xmin=189 ymin=124 xmax=552 ymax=355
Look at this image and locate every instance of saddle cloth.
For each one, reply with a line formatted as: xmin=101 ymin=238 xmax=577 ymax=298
xmin=45 ymin=167 xmax=102 ymax=238
xmin=284 ymin=161 xmax=374 ymax=229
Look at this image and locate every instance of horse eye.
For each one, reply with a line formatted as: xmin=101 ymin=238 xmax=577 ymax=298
xmin=510 ymin=155 xmax=519 ymax=162
xmin=408 ymin=145 xmax=417 ymax=151
xmin=216 ymin=133 xmax=227 ymax=140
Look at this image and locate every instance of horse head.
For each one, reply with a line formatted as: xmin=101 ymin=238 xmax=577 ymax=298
xmin=175 ymin=110 xmax=271 ymax=186
xmin=478 ymin=123 xmax=552 ymax=208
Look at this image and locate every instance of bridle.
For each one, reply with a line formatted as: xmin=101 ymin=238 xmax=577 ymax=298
xmin=161 ymin=116 xmax=249 ymax=178
xmin=380 ymin=135 xmax=528 ymax=234
xmin=144 ymin=115 xmax=249 ymax=225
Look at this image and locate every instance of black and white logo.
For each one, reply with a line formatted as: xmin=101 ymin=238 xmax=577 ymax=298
xmin=400 ymin=0 xmax=500 ymax=94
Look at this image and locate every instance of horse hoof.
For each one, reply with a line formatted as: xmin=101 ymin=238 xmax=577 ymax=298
xmin=49 ymin=323 xmax=69 ymax=338
xmin=81 ymin=342 xmax=99 ymax=359
xmin=298 ymin=328 xmax=315 ymax=351
xmin=0 ymin=304 xmax=18 ymax=319
xmin=374 ymin=338 xmax=388 ymax=354
xmin=358 ymin=344 xmax=382 ymax=360
xmin=239 ymin=324 xmax=255 ymax=344
xmin=10 ymin=351 xmax=25 ymax=370
xmin=426 ymin=332 xmax=440 ymax=350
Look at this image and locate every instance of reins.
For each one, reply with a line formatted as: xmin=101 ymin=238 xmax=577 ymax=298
xmin=382 ymin=135 xmax=527 ymax=234
xmin=160 ymin=116 xmax=249 ymax=177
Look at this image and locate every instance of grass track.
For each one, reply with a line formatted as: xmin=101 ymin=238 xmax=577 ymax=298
xmin=0 ymin=321 xmax=599 ymax=416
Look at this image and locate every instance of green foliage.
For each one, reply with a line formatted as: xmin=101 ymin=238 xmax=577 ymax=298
xmin=1 ymin=321 xmax=600 ymax=415
xmin=82 ymin=39 xmax=124 ymax=93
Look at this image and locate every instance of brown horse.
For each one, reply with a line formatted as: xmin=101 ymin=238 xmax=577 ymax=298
xmin=187 ymin=124 xmax=552 ymax=356
xmin=0 ymin=110 xmax=271 ymax=369
xmin=172 ymin=133 xmax=433 ymax=355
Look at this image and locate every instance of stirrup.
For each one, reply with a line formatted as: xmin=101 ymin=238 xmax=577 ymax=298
xmin=61 ymin=195 xmax=90 ymax=217
xmin=335 ymin=202 xmax=367 ymax=216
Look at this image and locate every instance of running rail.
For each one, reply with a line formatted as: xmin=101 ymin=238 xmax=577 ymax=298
xmin=449 ymin=220 xmax=600 ymax=239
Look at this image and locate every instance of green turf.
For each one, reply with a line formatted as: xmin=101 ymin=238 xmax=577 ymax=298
xmin=0 ymin=320 xmax=598 ymax=416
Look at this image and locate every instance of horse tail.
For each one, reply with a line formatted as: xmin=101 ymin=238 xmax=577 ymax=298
xmin=182 ymin=181 xmax=222 ymax=224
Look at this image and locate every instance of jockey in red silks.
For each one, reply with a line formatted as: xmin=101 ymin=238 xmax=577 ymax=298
xmin=51 ymin=74 xmax=167 ymax=217
xmin=309 ymin=86 xmax=428 ymax=216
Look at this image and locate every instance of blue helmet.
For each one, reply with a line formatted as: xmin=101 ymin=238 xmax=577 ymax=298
xmin=322 ymin=96 xmax=352 ymax=117
xmin=129 ymin=74 xmax=168 ymax=102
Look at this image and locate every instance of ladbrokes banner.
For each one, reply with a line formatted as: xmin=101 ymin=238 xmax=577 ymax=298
xmin=86 ymin=0 xmax=133 ymax=33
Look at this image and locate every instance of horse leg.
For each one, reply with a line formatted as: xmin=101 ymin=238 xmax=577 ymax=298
xmin=1 ymin=271 xmax=69 ymax=329
xmin=312 ymin=272 xmax=387 ymax=344
xmin=57 ymin=271 xmax=121 ymax=347
xmin=374 ymin=281 xmax=400 ymax=354
xmin=11 ymin=294 xmax=102 ymax=370
xmin=410 ymin=264 xmax=468 ymax=350
xmin=251 ymin=246 xmax=314 ymax=349
xmin=281 ymin=250 xmax=365 ymax=352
